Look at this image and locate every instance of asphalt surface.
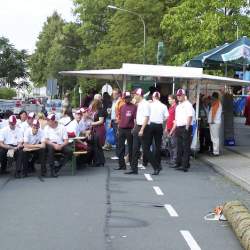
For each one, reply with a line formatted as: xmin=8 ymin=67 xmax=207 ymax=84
xmin=0 ymin=154 xmax=249 ymax=250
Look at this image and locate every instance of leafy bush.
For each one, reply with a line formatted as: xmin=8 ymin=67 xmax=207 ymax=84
xmin=0 ymin=88 xmax=16 ymax=99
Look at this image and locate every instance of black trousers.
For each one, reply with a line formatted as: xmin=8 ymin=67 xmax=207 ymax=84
xmin=148 ymin=123 xmax=163 ymax=166
xmin=199 ymin=127 xmax=212 ymax=152
xmin=0 ymin=146 xmax=23 ymax=173
xmin=142 ymin=124 xmax=162 ymax=171
xmin=46 ymin=144 xmax=72 ymax=171
xmin=118 ymin=128 xmax=133 ymax=168
xmin=91 ymin=134 xmax=105 ymax=166
xmin=176 ymin=126 xmax=192 ymax=169
xmin=23 ymin=148 xmax=46 ymax=175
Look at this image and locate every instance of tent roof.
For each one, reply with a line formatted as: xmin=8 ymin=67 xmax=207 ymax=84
xmin=59 ymin=63 xmax=250 ymax=86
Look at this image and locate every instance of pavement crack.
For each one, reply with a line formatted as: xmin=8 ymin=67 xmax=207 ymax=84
xmin=104 ymin=164 xmax=113 ymax=250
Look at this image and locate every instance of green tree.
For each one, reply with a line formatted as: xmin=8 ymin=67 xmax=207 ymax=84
xmin=0 ymin=87 xmax=16 ymax=99
xmin=30 ymin=12 xmax=84 ymax=96
xmin=0 ymin=37 xmax=29 ymax=85
xmin=161 ymin=0 xmax=250 ymax=65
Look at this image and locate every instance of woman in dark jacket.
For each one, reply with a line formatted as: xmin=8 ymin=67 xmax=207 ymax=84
xmin=90 ymin=99 xmax=106 ymax=166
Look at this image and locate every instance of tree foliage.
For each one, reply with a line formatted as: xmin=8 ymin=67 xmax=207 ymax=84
xmin=0 ymin=87 xmax=16 ymax=99
xmin=161 ymin=0 xmax=250 ymax=65
xmin=0 ymin=37 xmax=29 ymax=84
xmin=29 ymin=0 xmax=250 ymax=96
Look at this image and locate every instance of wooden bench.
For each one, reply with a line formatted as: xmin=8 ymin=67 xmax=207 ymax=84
xmin=71 ymin=136 xmax=88 ymax=175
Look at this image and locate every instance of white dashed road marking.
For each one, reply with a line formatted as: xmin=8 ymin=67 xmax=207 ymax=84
xmin=180 ymin=230 xmax=201 ymax=250
xmin=164 ymin=204 xmax=179 ymax=217
xmin=144 ymin=174 xmax=153 ymax=181
xmin=153 ymin=186 xmax=164 ymax=195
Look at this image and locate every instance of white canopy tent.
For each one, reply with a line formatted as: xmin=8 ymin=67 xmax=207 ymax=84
xmin=60 ymin=63 xmax=250 ymax=86
xmin=60 ymin=63 xmax=250 ymax=151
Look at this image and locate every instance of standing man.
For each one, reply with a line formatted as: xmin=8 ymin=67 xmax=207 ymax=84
xmin=175 ymin=89 xmax=194 ymax=172
xmin=130 ymin=88 xmax=150 ymax=174
xmin=44 ymin=114 xmax=72 ymax=177
xmin=164 ymin=94 xmax=177 ymax=166
xmin=208 ymin=92 xmax=222 ymax=156
xmin=115 ymin=92 xmax=137 ymax=172
xmin=23 ymin=119 xmax=46 ymax=177
xmin=110 ymin=88 xmax=121 ymax=160
xmin=145 ymin=91 xmax=168 ymax=175
xmin=0 ymin=115 xmax=23 ymax=177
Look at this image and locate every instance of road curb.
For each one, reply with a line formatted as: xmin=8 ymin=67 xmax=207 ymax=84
xmin=223 ymin=200 xmax=250 ymax=250
xmin=198 ymin=157 xmax=250 ymax=193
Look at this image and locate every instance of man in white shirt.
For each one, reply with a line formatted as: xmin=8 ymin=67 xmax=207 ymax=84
xmin=208 ymin=92 xmax=222 ymax=156
xmin=110 ymin=88 xmax=120 ymax=159
xmin=44 ymin=114 xmax=72 ymax=177
xmin=0 ymin=115 xmax=23 ymax=177
xmin=146 ymin=92 xmax=169 ymax=174
xmin=128 ymin=88 xmax=150 ymax=174
xmin=23 ymin=119 xmax=46 ymax=177
xmin=174 ymin=89 xmax=194 ymax=172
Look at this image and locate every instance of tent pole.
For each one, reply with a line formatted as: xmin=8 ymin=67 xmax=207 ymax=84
xmin=196 ymin=81 xmax=201 ymax=122
xmin=122 ymin=75 xmax=127 ymax=92
xmin=172 ymin=77 xmax=175 ymax=94
xmin=242 ymin=65 xmax=247 ymax=95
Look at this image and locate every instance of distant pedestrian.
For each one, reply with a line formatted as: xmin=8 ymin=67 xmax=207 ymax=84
xmin=114 ymin=92 xmax=137 ymax=172
xmin=208 ymin=92 xmax=222 ymax=156
xmin=164 ymin=94 xmax=177 ymax=166
xmin=174 ymin=89 xmax=194 ymax=172
xmin=146 ymin=91 xmax=169 ymax=175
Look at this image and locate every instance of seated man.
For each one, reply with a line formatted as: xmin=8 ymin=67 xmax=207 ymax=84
xmin=23 ymin=119 xmax=46 ymax=177
xmin=0 ymin=115 xmax=23 ymax=178
xmin=44 ymin=114 xmax=72 ymax=177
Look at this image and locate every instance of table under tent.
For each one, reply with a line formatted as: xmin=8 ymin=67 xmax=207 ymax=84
xmin=60 ymin=63 xmax=250 ymax=152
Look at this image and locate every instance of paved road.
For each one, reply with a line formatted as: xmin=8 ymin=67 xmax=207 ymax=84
xmin=0 ymin=156 xmax=249 ymax=250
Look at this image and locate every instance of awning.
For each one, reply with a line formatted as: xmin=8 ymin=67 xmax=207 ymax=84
xmin=59 ymin=63 xmax=250 ymax=86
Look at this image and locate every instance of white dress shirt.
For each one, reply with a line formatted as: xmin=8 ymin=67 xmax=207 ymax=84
xmin=136 ymin=99 xmax=150 ymax=126
xmin=149 ymin=100 xmax=169 ymax=124
xmin=44 ymin=123 xmax=68 ymax=145
xmin=0 ymin=126 xmax=23 ymax=145
xmin=175 ymin=100 xmax=194 ymax=126
xmin=24 ymin=127 xmax=45 ymax=144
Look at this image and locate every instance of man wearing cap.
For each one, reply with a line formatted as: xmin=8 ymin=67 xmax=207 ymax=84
xmin=145 ymin=91 xmax=169 ymax=175
xmin=23 ymin=119 xmax=46 ymax=177
xmin=130 ymin=88 xmax=150 ymax=174
xmin=174 ymin=89 xmax=194 ymax=172
xmin=0 ymin=115 xmax=23 ymax=177
xmin=115 ymin=91 xmax=137 ymax=172
xmin=44 ymin=114 xmax=72 ymax=177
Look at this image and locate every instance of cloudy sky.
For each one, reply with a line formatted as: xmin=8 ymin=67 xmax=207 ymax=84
xmin=0 ymin=0 xmax=75 ymax=53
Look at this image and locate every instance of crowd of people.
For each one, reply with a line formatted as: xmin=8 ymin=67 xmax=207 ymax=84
xmin=0 ymin=87 xmax=223 ymax=178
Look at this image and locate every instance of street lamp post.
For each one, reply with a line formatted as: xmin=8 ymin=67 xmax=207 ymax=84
xmin=107 ymin=5 xmax=146 ymax=64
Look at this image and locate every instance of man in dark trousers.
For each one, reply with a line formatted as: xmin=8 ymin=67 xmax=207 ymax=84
xmin=115 ymin=91 xmax=137 ymax=172
xmin=130 ymin=88 xmax=150 ymax=174
xmin=44 ymin=114 xmax=72 ymax=177
xmin=174 ymin=89 xmax=194 ymax=172
xmin=23 ymin=119 xmax=46 ymax=177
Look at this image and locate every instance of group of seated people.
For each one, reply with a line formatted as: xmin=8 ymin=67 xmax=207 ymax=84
xmin=0 ymin=100 xmax=106 ymax=178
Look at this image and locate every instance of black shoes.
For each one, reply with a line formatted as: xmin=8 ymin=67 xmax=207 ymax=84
xmin=50 ymin=169 xmax=59 ymax=178
xmin=175 ymin=167 xmax=189 ymax=172
xmin=124 ymin=170 xmax=138 ymax=175
xmin=152 ymin=168 xmax=162 ymax=175
xmin=114 ymin=167 xmax=126 ymax=170
xmin=14 ymin=172 xmax=22 ymax=178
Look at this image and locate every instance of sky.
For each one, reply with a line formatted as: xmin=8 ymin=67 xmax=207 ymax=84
xmin=0 ymin=0 xmax=75 ymax=54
